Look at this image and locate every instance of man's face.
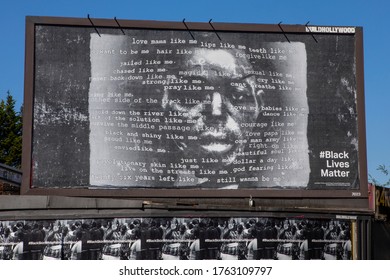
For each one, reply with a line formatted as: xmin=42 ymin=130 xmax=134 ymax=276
xmin=162 ymin=49 xmax=262 ymax=170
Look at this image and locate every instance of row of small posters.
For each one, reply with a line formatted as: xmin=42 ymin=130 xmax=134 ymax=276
xmin=0 ymin=216 xmax=352 ymax=260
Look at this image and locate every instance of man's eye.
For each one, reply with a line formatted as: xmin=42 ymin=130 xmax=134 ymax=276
xmin=230 ymin=87 xmax=251 ymax=102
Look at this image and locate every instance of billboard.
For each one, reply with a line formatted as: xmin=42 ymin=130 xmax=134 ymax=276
xmin=22 ymin=16 xmax=367 ymax=198
xmin=0 ymin=216 xmax=353 ymax=260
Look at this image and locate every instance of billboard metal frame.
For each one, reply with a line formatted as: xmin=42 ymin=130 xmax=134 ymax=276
xmin=21 ymin=16 xmax=368 ymax=201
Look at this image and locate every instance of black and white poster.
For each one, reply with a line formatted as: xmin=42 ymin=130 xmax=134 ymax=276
xmin=30 ymin=20 xmax=361 ymax=191
xmin=88 ymin=32 xmax=310 ymax=189
xmin=0 ymin=216 xmax=352 ymax=260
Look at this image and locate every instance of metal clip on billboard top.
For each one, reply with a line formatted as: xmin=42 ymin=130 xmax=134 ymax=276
xmin=87 ymin=14 xmax=101 ymax=37
xmin=114 ymin=17 xmax=126 ymax=35
xmin=209 ymin=19 xmax=222 ymax=41
xmin=305 ymin=21 xmax=318 ymax=43
xmin=278 ymin=22 xmax=290 ymax=43
xmin=249 ymin=196 xmax=255 ymax=207
xmin=182 ymin=19 xmax=195 ymax=40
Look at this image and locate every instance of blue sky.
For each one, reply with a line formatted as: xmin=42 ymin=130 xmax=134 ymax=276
xmin=0 ymin=0 xmax=389 ymax=184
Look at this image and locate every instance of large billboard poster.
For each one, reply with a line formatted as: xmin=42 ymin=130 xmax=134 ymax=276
xmin=0 ymin=216 xmax=353 ymax=260
xmin=87 ymin=32 xmax=310 ymax=189
xmin=23 ymin=17 xmax=366 ymax=197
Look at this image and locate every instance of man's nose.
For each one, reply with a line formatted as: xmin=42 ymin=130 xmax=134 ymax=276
xmin=210 ymin=92 xmax=222 ymax=116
